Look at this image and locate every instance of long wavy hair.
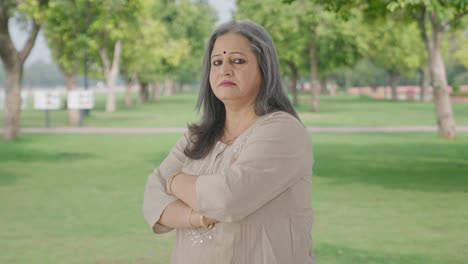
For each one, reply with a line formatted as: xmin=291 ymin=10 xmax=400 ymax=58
xmin=185 ymin=20 xmax=299 ymax=160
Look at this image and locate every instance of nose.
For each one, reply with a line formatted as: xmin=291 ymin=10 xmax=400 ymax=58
xmin=220 ymin=59 xmax=233 ymax=76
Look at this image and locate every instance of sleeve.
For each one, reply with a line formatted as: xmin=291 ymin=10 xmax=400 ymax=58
xmin=196 ymin=114 xmax=314 ymax=222
xmin=142 ymin=132 xmax=189 ymax=233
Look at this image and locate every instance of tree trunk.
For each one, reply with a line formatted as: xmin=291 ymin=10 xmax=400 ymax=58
xmin=99 ymin=39 xmax=122 ymax=113
xmin=124 ymin=84 xmax=133 ymax=108
xmin=125 ymin=75 xmax=133 ymax=107
xmin=417 ymin=8 xmax=455 ymax=138
xmin=3 ymin=66 xmax=22 ymax=139
xmin=389 ymin=71 xmax=400 ymax=101
xmin=287 ymin=61 xmax=298 ymax=106
xmin=139 ymin=82 xmax=149 ymax=104
xmin=65 ymin=72 xmax=80 ymax=126
xmin=152 ymin=82 xmax=160 ymax=102
xmin=344 ymin=69 xmax=351 ymax=91
xmin=174 ymin=82 xmax=181 ymax=93
xmin=0 ymin=15 xmax=40 ymax=140
xmin=419 ymin=65 xmax=431 ymax=101
xmin=309 ymin=39 xmax=320 ymax=112
xmin=329 ymin=79 xmax=338 ymax=96
xmin=430 ymin=27 xmax=456 ymax=139
xmin=290 ymin=77 xmax=298 ymax=106
xmin=124 ymin=74 xmax=135 ymax=107
xmin=164 ymin=79 xmax=174 ymax=96
xmin=320 ymin=77 xmax=327 ymax=95
xmin=125 ymin=85 xmax=133 ymax=107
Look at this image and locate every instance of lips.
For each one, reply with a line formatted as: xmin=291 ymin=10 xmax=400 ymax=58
xmin=220 ymin=80 xmax=235 ymax=87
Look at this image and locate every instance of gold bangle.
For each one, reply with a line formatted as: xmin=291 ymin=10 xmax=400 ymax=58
xmin=200 ymin=215 xmax=205 ymax=227
xmin=188 ymin=208 xmax=195 ymax=227
xmin=167 ymin=172 xmax=181 ymax=194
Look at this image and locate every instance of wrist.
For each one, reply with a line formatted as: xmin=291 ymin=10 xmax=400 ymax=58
xmin=190 ymin=210 xmax=203 ymax=228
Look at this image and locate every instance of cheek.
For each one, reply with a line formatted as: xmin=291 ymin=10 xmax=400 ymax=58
xmin=209 ymin=70 xmax=216 ymax=86
xmin=246 ymin=68 xmax=261 ymax=88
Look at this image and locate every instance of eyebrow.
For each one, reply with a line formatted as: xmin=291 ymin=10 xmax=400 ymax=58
xmin=211 ymin=51 xmax=245 ymax=58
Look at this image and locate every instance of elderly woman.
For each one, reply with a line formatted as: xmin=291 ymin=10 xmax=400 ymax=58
xmin=143 ymin=20 xmax=315 ymax=264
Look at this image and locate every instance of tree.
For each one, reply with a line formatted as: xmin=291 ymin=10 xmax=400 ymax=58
xmin=239 ymin=0 xmax=366 ymax=111
xmin=366 ymin=19 xmax=422 ymax=100
xmin=452 ymin=27 xmax=468 ymax=69
xmin=120 ymin=0 xmax=194 ymax=104
xmin=168 ymin=0 xmax=217 ymax=87
xmin=147 ymin=0 xmax=216 ymax=96
xmin=86 ymin=0 xmax=141 ymax=112
xmin=0 ymin=0 xmax=49 ymax=140
xmin=398 ymin=1 xmax=467 ymax=138
xmin=306 ymin=0 xmax=468 ymax=138
xmin=236 ymin=0 xmax=309 ymax=106
xmin=44 ymin=0 xmax=88 ymax=126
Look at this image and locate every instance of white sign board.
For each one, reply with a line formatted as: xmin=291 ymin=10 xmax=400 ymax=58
xmin=68 ymin=90 xmax=94 ymax=109
xmin=21 ymin=91 xmax=28 ymax=109
xmin=34 ymin=90 xmax=62 ymax=110
xmin=0 ymin=90 xmax=28 ymax=110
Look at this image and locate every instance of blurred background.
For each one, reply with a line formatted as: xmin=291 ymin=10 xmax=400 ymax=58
xmin=1 ymin=0 xmax=467 ymax=263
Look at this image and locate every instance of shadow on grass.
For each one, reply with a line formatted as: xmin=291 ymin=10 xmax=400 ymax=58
xmin=315 ymin=243 xmax=462 ymax=264
xmin=0 ymin=141 xmax=94 ymax=186
xmin=314 ymin=140 xmax=468 ymax=193
xmin=0 ymin=168 xmax=20 ymax=186
xmin=0 ymin=138 xmax=95 ymax=164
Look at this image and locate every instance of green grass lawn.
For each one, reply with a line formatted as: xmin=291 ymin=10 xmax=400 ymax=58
xmin=4 ymin=91 xmax=468 ymax=128
xmin=1 ymin=133 xmax=467 ymax=263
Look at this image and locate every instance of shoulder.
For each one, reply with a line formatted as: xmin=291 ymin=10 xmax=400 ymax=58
xmin=257 ymin=111 xmax=305 ymax=131
xmin=171 ymin=130 xmax=190 ymax=152
xmin=252 ymin=111 xmax=308 ymax=142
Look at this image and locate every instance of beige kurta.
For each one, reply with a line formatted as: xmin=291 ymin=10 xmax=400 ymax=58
xmin=143 ymin=111 xmax=315 ymax=264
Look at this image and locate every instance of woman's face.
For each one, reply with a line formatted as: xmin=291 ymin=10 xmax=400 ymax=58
xmin=209 ymin=32 xmax=261 ymax=108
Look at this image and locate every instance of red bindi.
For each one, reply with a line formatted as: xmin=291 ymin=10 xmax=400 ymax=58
xmin=223 ymin=51 xmax=227 ymax=54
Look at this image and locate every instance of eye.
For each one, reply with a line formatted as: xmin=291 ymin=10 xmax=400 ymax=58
xmin=233 ymin=58 xmax=245 ymax=64
xmin=212 ymin=60 xmax=222 ymax=66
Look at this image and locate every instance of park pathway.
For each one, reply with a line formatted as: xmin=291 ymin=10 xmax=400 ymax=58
xmin=8 ymin=125 xmax=468 ymax=134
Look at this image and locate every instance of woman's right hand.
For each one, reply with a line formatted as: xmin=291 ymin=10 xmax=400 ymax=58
xmin=203 ymin=216 xmax=219 ymax=228
xmin=191 ymin=211 xmax=219 ymax=228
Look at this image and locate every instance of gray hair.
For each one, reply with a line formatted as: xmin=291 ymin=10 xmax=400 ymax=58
xmin=185 ymin=20 xmax=299 ymax=160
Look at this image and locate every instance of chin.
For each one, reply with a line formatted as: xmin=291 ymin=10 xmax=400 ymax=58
xmin=214 ymin=91 xmax=236 ymax=100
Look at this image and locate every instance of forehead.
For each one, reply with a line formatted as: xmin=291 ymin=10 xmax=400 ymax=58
xmin=211 ymin=32 xmax=253 ymax=55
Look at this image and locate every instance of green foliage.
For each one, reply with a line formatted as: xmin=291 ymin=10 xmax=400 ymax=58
xmin=173 ymin=0 xmax=217 ymax=83
xmin=121 ymin=0 xmax=184 ymax=83
xmin=44 ymin=0 xmax=144 ymax=80
xmin=236 ymin=0 xmax=308 ymax=77
xmin=315 ymin=9 xmax=368 ymax=75
xmin=451 ymin=24 xmax=468 ymax=69
xmin=155 ymin=0 xmax=217 ymax=83
xmin=236 ymin=0 xmax=367 ymax=80
xmin=44 ymin=0 xmax=87 ymax=75
xmin=366 ymin=19 xmax=423 ymax=77
xmin=120 ymin=0 xmax=216 ymax=84
xmin=17 ymin=0 xmax=50 ymax=23
xmin=387 ymin=0 xmax=468 ymax=22
xmin=347 ymin=59 xmax=388 ymax=87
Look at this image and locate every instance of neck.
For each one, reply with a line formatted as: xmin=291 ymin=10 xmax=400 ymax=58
xmin=223 ymin=103 xmax=259 ymax=138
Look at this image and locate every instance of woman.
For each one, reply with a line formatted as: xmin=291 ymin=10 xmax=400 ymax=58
xmin=143 ymin=20 xmax=315 ymax=264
